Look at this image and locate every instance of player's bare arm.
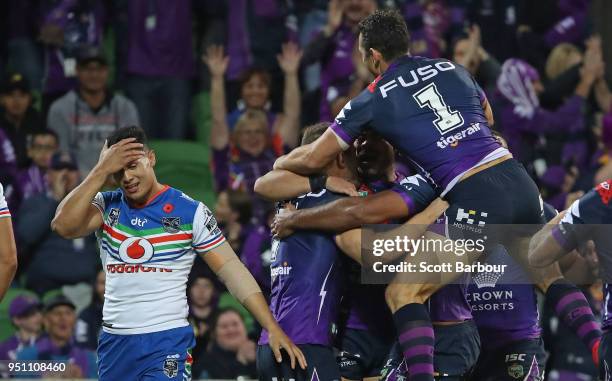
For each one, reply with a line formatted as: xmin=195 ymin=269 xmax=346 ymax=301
xmin=334 ymin=199 xmax=448 ymax=265
xmin=273 ymin=128 xmax=345 ymax=174
xmin=254 ymin=169 xmax=358 ymax=201
xmin=528 ymin=211 xmax=570 ymax=268
xmin=0 ymin=212 xmax=17 ymax=301
xmin=271 ymin=190 xmax=412 ymax=238
xmin=202 ymin=241 xmax=307 ymax=370
xmin=52 ymin=138 xmax=144 ymax=238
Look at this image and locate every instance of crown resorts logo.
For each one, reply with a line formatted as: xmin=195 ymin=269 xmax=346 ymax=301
xmin=118 ymin=237 xmax=154 ymax=264
xmin=472 ymin=269 xmax=503 ymax=289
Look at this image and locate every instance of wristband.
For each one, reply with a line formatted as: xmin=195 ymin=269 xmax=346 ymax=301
xmin=309 ymin=175 xmax=328 ymax=193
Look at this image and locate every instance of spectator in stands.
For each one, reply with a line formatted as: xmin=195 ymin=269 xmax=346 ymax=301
xmin=211 ymin=109 xmax=280 ymax=224
xmin=195 ymin=308 xmax=257 ymax=380
xmin=48 ymin=46 xmax=140 ymax=177
xmin=0 ymin=295 xmax=43 ymax=361
xmin=17 ymin=295 xmax=97 ymax=378
xmin=0 ymin=72 xmax=43 ymax=168
xmin=75 ymin=269 xmax=104 ymax=351
xmin=205 ymin=42 xmax=302 ymax=150
xmin=188 ymin=275 xmax=218 ymax=368
xmin=123 ymin=0 xmax=195 ymax=139
xmin=214 ymin=189 xmax=254 ymax=253
xmin=215 ymin=189 xmax=271 ymax=292
xmin=495 ymin=53 xmax=602 ymax=175
xmin=9 ymin=129 xmax=59 ymax=213
xmin=301 ymin=0 xmax=375 ymax=121
xmin=38 ymin=0 xmax=107 ymax=111
xmin=16 ymin=152 xmax=98 ymax=294
xmin=452 ymin=25 xmax=501 ymax=95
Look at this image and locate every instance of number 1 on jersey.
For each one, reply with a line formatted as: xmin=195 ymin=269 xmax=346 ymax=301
xmin=413 ymin=82 xmax=464 ymax=134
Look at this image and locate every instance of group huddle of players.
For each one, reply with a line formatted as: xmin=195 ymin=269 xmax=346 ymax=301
xmin=251 ymin=9 xmax=612 ymax=381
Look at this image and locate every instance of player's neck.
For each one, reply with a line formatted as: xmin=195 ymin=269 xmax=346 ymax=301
xmin=132 ymin=182 xmax=165 ymax=207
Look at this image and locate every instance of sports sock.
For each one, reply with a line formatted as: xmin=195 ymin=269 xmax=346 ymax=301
xmin=394 ymin=303 xmax=435 ymax=381
xmin=546 ymin=279 xmax=602 ymax=363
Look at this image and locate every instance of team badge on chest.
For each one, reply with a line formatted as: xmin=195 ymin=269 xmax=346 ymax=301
xmin=162 ymin=217 xmax=181 ymax=234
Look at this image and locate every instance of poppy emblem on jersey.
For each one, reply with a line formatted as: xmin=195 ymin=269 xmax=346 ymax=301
xmin=507 ymin=364 xmax=524 ymax=379
xmin=162 ymin=217 xmax=181 ymax=234
xmin=108 ymin=208 xmax=120 ymax=227
xmin=118 ymin=237 xmax=154 ymax=264
xmin=596 ymin=180 xmax=612 ymax=205
xmin=163 ymin=203 xmax=174 ymax=213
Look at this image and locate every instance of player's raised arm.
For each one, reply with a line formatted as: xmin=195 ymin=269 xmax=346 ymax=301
xmin=52 ymin=138 xmax=144 ymax=238
xmin=254 ymin=169 xmax=357 ymax=201
xmin=201 ymin=241 xmax=307 ymax=370
xmin=0 ymin=183 xmax=17 ymax=301
xmin=273 ymin=128 xmax=345 ymax=174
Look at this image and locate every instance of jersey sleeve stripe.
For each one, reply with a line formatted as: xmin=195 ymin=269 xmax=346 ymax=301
xmin=0 ymin=209 xmax=11 ymax=219
xmin=194 ymin=235 xmax=226 ymax=252
xmin=390 ymin=187 xmax=416 ymax=214
xmin=330 ymin=122 xmax=352 ymax=150
xmin=551 ymin=225 xmax=574 ymax=251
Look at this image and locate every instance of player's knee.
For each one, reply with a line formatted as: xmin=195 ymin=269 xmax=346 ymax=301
xmin=385 ymin=283 xmax=431 ymax=312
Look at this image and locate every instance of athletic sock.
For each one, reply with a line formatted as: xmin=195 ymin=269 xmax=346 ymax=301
xmin=393 ymin=303 xmax=435 ymax=381
xmin=546 ymin=279 xmax=602 ymax=362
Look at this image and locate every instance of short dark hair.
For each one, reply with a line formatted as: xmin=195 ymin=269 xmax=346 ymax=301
xmin=107 ymin=126 xmax=148 ymax=148
xmin=239 ymin=67 xmax=271 ymax=90
xmin=358 ymin=9 xmax=410 ymax=62
xmin=301 ymin=122 xmax=331 ymax=145
xmin=226 ymin=190 xmax=253 ymax=225
xmin=28 ymin=129 xmax=58 ymax=147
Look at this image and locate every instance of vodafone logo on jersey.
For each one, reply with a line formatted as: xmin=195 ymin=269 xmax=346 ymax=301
xmin=118 ymin=237 xmax=154 ymax=264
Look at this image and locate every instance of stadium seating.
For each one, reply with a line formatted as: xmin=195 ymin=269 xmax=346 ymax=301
xmin=148 ymin=140 xmax=216 ymax=207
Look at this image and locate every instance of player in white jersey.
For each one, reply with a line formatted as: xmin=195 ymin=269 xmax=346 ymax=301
xmin=0 ymin=182 xmax=17 ymax=301
xmin=52 ymin=126 xmax=305 ymax=380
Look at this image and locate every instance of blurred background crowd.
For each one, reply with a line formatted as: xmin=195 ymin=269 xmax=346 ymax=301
xmin=0 ymin=0 xmax=611 ymax=379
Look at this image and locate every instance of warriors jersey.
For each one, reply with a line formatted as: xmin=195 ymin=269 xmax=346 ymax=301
xmin=0 ymin=183 xmax=10 ymax=219
xmin=92 ymin=186 xmax=225 ymax=334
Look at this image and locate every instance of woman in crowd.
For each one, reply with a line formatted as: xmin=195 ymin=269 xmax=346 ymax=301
xmin=204 ymin=42 xmax=302 ymax=152
xmin=194 ymin=308 xmax=258 ymax=380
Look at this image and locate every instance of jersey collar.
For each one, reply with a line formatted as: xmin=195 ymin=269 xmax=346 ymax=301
xmin=125 ymin=184 xmax=170 ymax=209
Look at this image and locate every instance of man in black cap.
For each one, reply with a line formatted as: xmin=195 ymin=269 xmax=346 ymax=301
xmin=0 ymin=72 xmax=43 ymax=168
xmin=15 ymin=151 xmax=98 ymax=294
xmin=48 ymin=45 xmax=139 ymax=177
xmin=15 ymin=294 xmax=97 ymax=378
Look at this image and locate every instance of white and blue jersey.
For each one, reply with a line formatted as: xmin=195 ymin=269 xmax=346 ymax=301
xmin=92 ymin=185 xmax=226 ymax=334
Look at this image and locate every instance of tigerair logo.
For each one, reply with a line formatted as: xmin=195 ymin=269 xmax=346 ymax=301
xmin=106 ymin=264 xmax=173 ymax=273
xmin=271 ymin=261 xmax=292 ymax=277
xmin=436 ymin=123 xmax=481 ymax=149
xmin=118 ymin=237 xmax=154 ymax=264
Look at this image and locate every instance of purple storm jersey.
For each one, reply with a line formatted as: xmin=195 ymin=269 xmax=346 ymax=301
xmin=552 ymin=180 xmax=612 ymax=330
xmin=259 ymin=190 xmax=345 ymax=346
xmin=330 ymin=55 xmax=509 ymax=195
xmin=467 ymin=244 xmax=542 ymax=350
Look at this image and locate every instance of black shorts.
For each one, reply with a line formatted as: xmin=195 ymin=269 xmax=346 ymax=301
xmin=337 ymin=328 xmax=393 ymax=380
xmin=470 ymin=338 xmax=546 ymax=381
xmin=257 ymin=344 xmax=340 ymax=381
xmin=444 ymin=159 xmax=545 ymax=242
xmin=381 ymin=320 xmax=480 ymax=381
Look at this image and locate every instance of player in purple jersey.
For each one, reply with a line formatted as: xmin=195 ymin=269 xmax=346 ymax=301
xmin=51 ymin=126 xmax=305 ymax=380
xmin=272 ymin=10 xmax=601 ymax=380
xmin=530 ymin=179 xmax=612 ymax=379
xmin=262 ymin=131 xmax=479 ymax=379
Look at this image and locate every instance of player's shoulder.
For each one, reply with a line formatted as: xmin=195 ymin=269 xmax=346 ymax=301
xmin=165 ymin=187 xmax=209 ymax=216
xmin=296 ymin=189 xmax=344 ymax=209
xmin=396 ymin=174 xmax=436 ymax=194
xmin=0 ymin=182 xmax=3 ymax=197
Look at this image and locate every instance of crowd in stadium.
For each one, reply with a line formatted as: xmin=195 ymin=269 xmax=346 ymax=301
xmin=0 ymin=0 xmax=611 ymax=380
